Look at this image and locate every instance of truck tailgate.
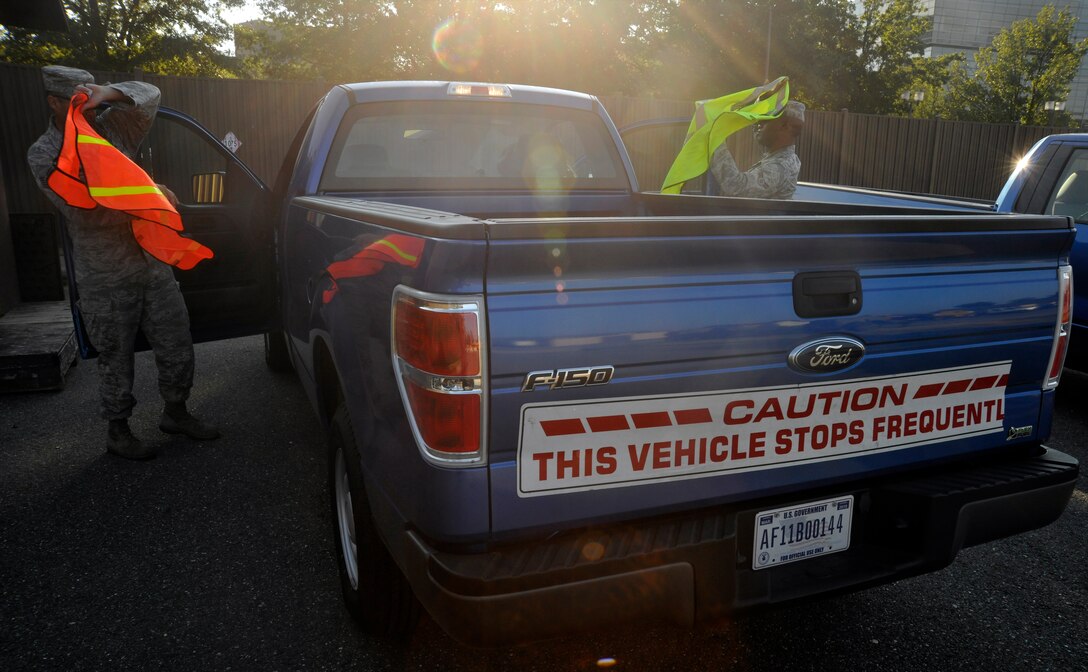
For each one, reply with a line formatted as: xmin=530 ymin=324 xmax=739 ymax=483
xmin=484 ymin=214 xmax=1074 ymax=534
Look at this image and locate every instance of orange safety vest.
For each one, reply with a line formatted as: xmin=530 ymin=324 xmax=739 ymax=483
xmin=47 ymin=92 xmax=213 ymax=270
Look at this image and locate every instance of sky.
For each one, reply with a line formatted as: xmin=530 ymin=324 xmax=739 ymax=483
xmin=220 ymin=1 xmax=264 ymax=55
xmin=222 ymin=1 xmax=264 ymax=26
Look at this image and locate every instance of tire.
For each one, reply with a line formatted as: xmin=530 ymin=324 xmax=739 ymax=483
xmin=263 ymin=330 xmax=293 ymax=372
xmin=329 ymin=405 xmax=420 ymax=639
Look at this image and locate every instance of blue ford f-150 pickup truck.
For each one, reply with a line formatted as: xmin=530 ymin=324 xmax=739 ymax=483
xmin=66 ymin=81 xmax=1079 ymax=646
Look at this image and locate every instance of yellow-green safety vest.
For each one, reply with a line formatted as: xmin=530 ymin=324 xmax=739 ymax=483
xmin=660 ymin=76 xmax=791 ymax=194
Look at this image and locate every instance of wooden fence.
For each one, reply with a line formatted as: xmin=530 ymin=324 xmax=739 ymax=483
xmin=0 ymin=61 xmax=1072 ymax=216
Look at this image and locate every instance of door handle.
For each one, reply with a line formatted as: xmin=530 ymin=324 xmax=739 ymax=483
xmin=793 ymin=271 xmax=862 ymax=318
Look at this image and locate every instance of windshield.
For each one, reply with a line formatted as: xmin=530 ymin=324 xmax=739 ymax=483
xmin=320 ymin=100 xmax=628 ymax=192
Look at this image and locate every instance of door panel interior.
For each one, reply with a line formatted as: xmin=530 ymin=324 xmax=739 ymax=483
xmin=143 ymin=109 xmax=275 ymax=343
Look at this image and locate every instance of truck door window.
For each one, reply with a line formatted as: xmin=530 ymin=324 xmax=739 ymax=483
xmin=1046 ymin=149 xmax=1088 ymax=221
xmin=320 ymin=101 xmax=628 ymax=192
xmin=143 ymin=119 xmax=230 ymax=205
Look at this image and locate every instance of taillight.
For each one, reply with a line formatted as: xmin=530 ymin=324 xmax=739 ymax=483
xmin=1044 ymin=265 xmax=1073 ymax=389
xmin=392 ymin=286 xmax=486 ymax=464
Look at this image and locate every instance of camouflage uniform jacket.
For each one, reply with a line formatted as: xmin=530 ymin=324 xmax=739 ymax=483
xmin=26 ymin=81 xmax=173 ymax=293
xmin=710 ymin=143 xmax=801 ymax=200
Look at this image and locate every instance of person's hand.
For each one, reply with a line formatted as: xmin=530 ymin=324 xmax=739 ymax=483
xmin=157 ymin=183 xmax=179 ymax=207
xmin=76 ymin=84 xmax=121 ymax=109
xmin=69 ymin=84 xmax=96 ymax=122
xmin=74 ymin=83 xmax=101 ymax=106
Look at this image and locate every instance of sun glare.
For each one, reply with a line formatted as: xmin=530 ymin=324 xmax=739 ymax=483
xmin=432 ymin=18 xmax=483 ymax=75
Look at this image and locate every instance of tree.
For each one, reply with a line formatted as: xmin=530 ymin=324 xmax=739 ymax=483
xmin=850 ymin=0 xmax=952 ymax=114
xmin=644 ymin=0 xmax=761 ymax=100
xmin=635 ymin=0 xmax=860 ymax=106
xmin=0 ymin=0 xmax=243 ymax=76
xmin=947 ymin=5 xmax=1088 ymax=125
xmin=244 ymin=0 xmax=668 ymax=94
xmin=762 ymin=0 xmax=860 ymax=111
xmin=900 ymin=52 xmax=967 ymax=119
xmin=240 ymin=0 xmax=402 ymax=81
xmin=457 ymin=0 xmax=664 ymax=94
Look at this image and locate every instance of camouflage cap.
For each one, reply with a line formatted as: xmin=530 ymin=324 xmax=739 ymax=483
xmin=42 ymin=65 xmax=94 ymax=98
xmin=783 ymin=101 xmax=806 ymax=124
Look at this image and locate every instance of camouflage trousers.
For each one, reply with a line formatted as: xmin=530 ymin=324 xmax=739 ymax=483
xmin=79 ymin=274 xmax=194 ymax=420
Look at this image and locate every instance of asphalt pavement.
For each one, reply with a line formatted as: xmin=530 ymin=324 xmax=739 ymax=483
xmin=1 ymin=335 xmax=1086 ymax=671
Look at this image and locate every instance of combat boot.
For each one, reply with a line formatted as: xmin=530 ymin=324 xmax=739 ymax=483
xmin=160 ymin=402 xmax=221 ymax=441
xmin=106 ymin=419 xmax=156 ymax=460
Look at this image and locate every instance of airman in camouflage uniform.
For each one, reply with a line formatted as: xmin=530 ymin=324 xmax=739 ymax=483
xmin=27 ymin=65 xmax=219 ymax=460
xmin=710 ymin=100 xmax=806 ymax=200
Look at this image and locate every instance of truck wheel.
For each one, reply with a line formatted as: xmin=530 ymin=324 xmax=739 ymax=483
xmin=329 ymin=406 xmax=420 ymax=639
xmin=263 ymin=331 xmax=292 ymax=372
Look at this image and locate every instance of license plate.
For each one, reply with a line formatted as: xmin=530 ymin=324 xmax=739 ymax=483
xmin=752 ymin=495 xmax=854 ymax=570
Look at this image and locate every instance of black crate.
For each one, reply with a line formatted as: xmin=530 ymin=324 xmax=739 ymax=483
xmin=10 ymin=213 xmax=63 ymax=302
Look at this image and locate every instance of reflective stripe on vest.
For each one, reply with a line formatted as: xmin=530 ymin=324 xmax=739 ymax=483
xmin=47 ymin=98 xmax=96 ymax=209
xmin=660 ymin=77 xmax=791 ymax=194
xmin=46 ymin=92 xmax=213 ymax=270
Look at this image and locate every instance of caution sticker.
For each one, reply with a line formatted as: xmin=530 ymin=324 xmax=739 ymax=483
xmin=517 ymin=362 xmax=1010 ymax=497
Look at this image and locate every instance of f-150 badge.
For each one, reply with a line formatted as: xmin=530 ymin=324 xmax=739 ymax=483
xmin=788 ymin=337 xmax=865 ymax=374
xmin=522 ymin=366 xmax=614 ymax=392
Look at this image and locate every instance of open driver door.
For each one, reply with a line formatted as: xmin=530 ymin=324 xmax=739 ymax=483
xmin=63 ymin=106 xmax=277 ymax=357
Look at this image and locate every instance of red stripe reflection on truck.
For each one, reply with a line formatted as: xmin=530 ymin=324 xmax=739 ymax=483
xmin=970 ymin=375 xmax=999 ymax=390
xmin=540 ymin=419 xmax=586 ymax=436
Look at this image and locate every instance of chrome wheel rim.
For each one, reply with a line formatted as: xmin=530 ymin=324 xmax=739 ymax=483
xmin=334 ymin=445 xmax=359 ymax=590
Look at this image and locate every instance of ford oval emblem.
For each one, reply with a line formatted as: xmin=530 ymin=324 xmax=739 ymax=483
xmin=788 ymin=337 xmax=865 ymax=374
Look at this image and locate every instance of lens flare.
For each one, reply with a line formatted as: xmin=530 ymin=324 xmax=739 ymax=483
xmin=581 ymin=541 xmax=605 ymax=561
xmin=432 ymin=18 xmax=483 ymax=75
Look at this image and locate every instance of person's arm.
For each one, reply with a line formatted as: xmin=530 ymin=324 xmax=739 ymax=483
xmin=710 ymin=144 xmax=795 ymax=198
xmin=83 ymin=81 xmax=161 ymax=155
xmin=26 ymin=140 xmax=73 ymax=213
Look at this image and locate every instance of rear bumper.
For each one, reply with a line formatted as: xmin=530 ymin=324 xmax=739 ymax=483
xmin=399 ymin=447 xmax=1078 ymax=646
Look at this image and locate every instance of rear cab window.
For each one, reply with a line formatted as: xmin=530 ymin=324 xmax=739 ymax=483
xmin=319 ymin=100 xmax=628 ymax=192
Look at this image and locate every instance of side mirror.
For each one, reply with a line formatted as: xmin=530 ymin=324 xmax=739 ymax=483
xmin=191 ymin=171 xmax=226 ymax=204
